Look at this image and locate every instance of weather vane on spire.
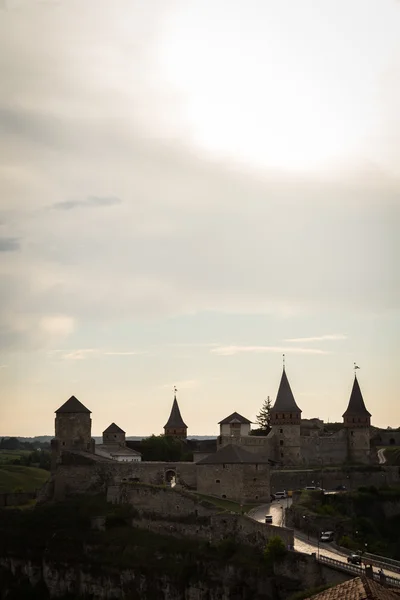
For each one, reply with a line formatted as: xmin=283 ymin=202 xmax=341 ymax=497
xmin=354 ymin=362 xmax=360 ymax=377
xmin=174 ymin=385 xmax=178 ymax=398
xmin=283 ymin=353 xmax=285 ymax=370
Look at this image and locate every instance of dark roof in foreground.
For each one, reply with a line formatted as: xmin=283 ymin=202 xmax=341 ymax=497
xmin=218 ymin=412 xmax=252 ymax=425
xmin=103 ymin=422 xmax=125 ymax=434
xmin=270 ymin=369 xmax=302 ymax=414
xmin=55 ymin=396 xmax=91 ymax=414
xmin=342 ymin=376 xmax=371 ymax=418
xmin=164 ymin=396 xmax=188 ymax=429
xmin=197 ymin=444 xmax=269 ymax=465
xmin=309 ymin=576 xmax=400 ymax=600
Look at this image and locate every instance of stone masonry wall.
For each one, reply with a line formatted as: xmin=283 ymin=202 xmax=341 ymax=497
xmin=107 ymin=484 xmax=216 ymax=518
xmin=196 ymin=463 xmax=270 ymax=502
xmin=300 ymin=431 xmax=348 ymax=466
xmin=130 ymin=512 xmax=294 ymax=551
xmin=270 ymin=466 xmax=399 ymax=494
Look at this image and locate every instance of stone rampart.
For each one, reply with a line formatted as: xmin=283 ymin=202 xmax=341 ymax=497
xmin=271 ymin=466 xmax=399 ymax=493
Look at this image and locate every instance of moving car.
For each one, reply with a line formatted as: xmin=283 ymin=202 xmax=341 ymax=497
xmin=265 ymin=515 xmax=273 ymax=524
xmin=319 ymin=531 xmax=334 ymax=542
xmin=347 ymin=554 xmax=362 ymax=565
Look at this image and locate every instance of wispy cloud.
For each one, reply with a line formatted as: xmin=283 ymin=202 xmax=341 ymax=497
xmin=284 ymin=334 xmax=347 ymax=343
xmin=0 ymin=237 xmax=20 ymax=252
xmin=211 ymin=346 xmax=329 ymax=356
xmin=50 ymin=196 xmax=122 ymax=211
xmin=60 ymin=349 xmax=146 ymax=360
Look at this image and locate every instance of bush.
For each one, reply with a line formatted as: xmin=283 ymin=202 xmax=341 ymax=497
xmin=264 ymin=536 xmax=287 ymax=567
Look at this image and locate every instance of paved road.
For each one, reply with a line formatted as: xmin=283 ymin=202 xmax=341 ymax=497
xmin=248 ymin=500 xmax=399 ymax=578
xmin=378 ymin=448 xmax=387 ymax=464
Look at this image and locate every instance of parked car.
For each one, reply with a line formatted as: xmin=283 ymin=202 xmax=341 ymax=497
xmin=335 ymin=485 xmax=347 ymax=491
xmin=265 ymin=515 xmax=273 ymax=524
xmin=274 ymin=491 xmax=288 ymax=500
xmin=319 ymin=531 xmax=334 ymax=542
xmin=347 ymin=554 xmax=362 ymax=565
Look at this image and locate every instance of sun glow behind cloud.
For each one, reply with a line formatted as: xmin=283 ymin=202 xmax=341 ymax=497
xmin=159 ymin=0 xmax=399 ymax=171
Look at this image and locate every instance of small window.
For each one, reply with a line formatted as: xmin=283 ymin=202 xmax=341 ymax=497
xmin=351 ymin=431 xmax=354 ymax=436
xmin=114 ymin=434 xmax=117 ymax=438
xmin=280 ymin=452 xmax=284 ymax=457
xmin=223 ymin=464 xmax=226 ymax=469
xmin=280 ymin=429 xmax=283 ymax=434
xmin=215 ymin=479 xmax=220 ymax=483
xmin=280 ymin=440 xmax=284 ymax=446
xmin=222 ymin=494 xmax=226 ymax=499
xmin=290 ymin=413 xmax=292 ymax=418
xmin=62 ymin=442 xmax=65 ymax=446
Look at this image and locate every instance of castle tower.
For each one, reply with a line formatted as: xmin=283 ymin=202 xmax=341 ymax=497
xmin=164 ymin=390 xmax=187 ymax=439
xmin=54 ymin=395 xmax=93 ymax=451
xmin=103 ymin=423 xmax=126 ymax=445
xmin=270 ymin=364 xmax=302 ymax=465
xmin=342 ymin=372 xmax=371 ymax=464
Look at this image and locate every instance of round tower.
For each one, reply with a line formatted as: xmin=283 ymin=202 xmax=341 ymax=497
xmin=270 ymin=364 xmax=302 ymax=465
xmin=342 ymin=372 xmax=371 ymax=464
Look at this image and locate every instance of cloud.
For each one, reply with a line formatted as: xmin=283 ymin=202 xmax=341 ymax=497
xmin=50 ymin=196 xmax=122 ymax=211
xmin=284 ymin=334 xmax=347 ymax=343
xmin=0 ymin=0 xmax=398 ymax=354
xmin=210 ymin=346 xmax=329 ymax=356
xmin=60 ymin=349 xmax=146 ymax=360
xmin=0 ymin=237 xmax=20 ymax=252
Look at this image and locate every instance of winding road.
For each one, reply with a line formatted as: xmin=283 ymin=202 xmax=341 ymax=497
xmin=248 ymin=499 xmax=399 ymax=579
xmin=377 ymin=448 xmax=387 ymax=464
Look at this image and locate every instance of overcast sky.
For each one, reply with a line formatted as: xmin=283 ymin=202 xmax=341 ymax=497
xmin=0 ymin=0 xmax=399 ymax=436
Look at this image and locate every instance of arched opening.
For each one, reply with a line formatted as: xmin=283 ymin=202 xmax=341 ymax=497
xmin=165 ymin=469 xmax=176 ymax=486
xmin=390 ymin=438 xmax=396 ymax=446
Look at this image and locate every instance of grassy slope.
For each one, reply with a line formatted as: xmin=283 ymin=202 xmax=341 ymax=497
xmin=0 ymin=450 xmax=32 ymax=464
xmin=0 ymin=465 xmax=50 ymax=493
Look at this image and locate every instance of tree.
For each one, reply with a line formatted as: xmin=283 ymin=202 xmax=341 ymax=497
xmin=252 ymin=397 xmax=272 ymax=435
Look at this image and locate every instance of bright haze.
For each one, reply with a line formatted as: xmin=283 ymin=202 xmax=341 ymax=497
xmin=0 ymin=0 xmax=399 ymax=436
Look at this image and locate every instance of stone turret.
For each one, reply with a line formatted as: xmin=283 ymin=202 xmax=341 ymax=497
xmin=164 ymin=392 xmax=187 ymax=439
xmin=51 ymin=395 xmax=95 ymax=471
xmin=270 ymin=367 xmax=302 ymax=465
xmin=343 ymin=374 xmax=371 ymax=464
xmin=103 ymin=423 xmax=126 ymax=445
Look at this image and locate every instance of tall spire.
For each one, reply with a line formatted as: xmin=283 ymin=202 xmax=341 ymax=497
xmin=270 ymin=367 xmax=302 ymax=414
xmin=164 ymin=387 xmax=188 ymax=434
xmin=343 ymin=374 xmax=371 ymax=419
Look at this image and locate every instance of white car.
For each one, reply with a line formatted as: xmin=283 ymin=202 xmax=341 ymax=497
xmin=273 ymin=491 xmax=288 ymax=500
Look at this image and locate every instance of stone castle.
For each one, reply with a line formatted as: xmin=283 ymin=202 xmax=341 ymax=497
xmin=45 ymin=364 xmax=400 ymax=506
xmin=161 ymin=366 xmax=373 ymax=467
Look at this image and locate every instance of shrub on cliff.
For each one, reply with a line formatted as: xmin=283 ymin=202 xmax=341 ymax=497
xmin=263 ymin=536 xmax=287 ymax=568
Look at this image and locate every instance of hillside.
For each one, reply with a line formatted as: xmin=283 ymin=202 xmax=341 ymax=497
xmin=0 ymin=465 xmax=50 ymax=493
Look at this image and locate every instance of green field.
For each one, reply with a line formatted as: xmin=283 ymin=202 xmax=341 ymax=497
xmin=0 ymin=465 xmax=50 ymax=493
xmin=0 ymin=449 xmax=32 ymax=464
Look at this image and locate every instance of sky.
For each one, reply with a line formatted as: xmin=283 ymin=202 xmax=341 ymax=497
xmin=0 ymin=0 xmax=399 ymax=436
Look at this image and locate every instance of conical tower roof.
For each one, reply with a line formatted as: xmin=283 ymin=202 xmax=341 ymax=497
xmin=164 ymin=395 xmax=187 ymax=429
xmin=342 ymin=376 xmax=371 ymax=418
xmin=55 ymin=395 xmax=91 ymax=414
xmin=270 ymin=369 xmax=301 ymax=414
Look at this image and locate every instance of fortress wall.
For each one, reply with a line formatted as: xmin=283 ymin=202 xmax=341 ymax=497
xmin=300 ymin=435 xmax=348 ymax=466
xmin=196 ymin=463 xmax=270 ymax=503
xmin=270 ymin=467 xmax=398 ymax=493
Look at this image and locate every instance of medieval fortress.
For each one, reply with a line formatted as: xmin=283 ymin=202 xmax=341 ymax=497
xmin=49 ymin=367 xmax=399 ymax=503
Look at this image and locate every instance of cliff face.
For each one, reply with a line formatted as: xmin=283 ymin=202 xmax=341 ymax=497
xmin=0 ymin=556 xmax=277 ymax=600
